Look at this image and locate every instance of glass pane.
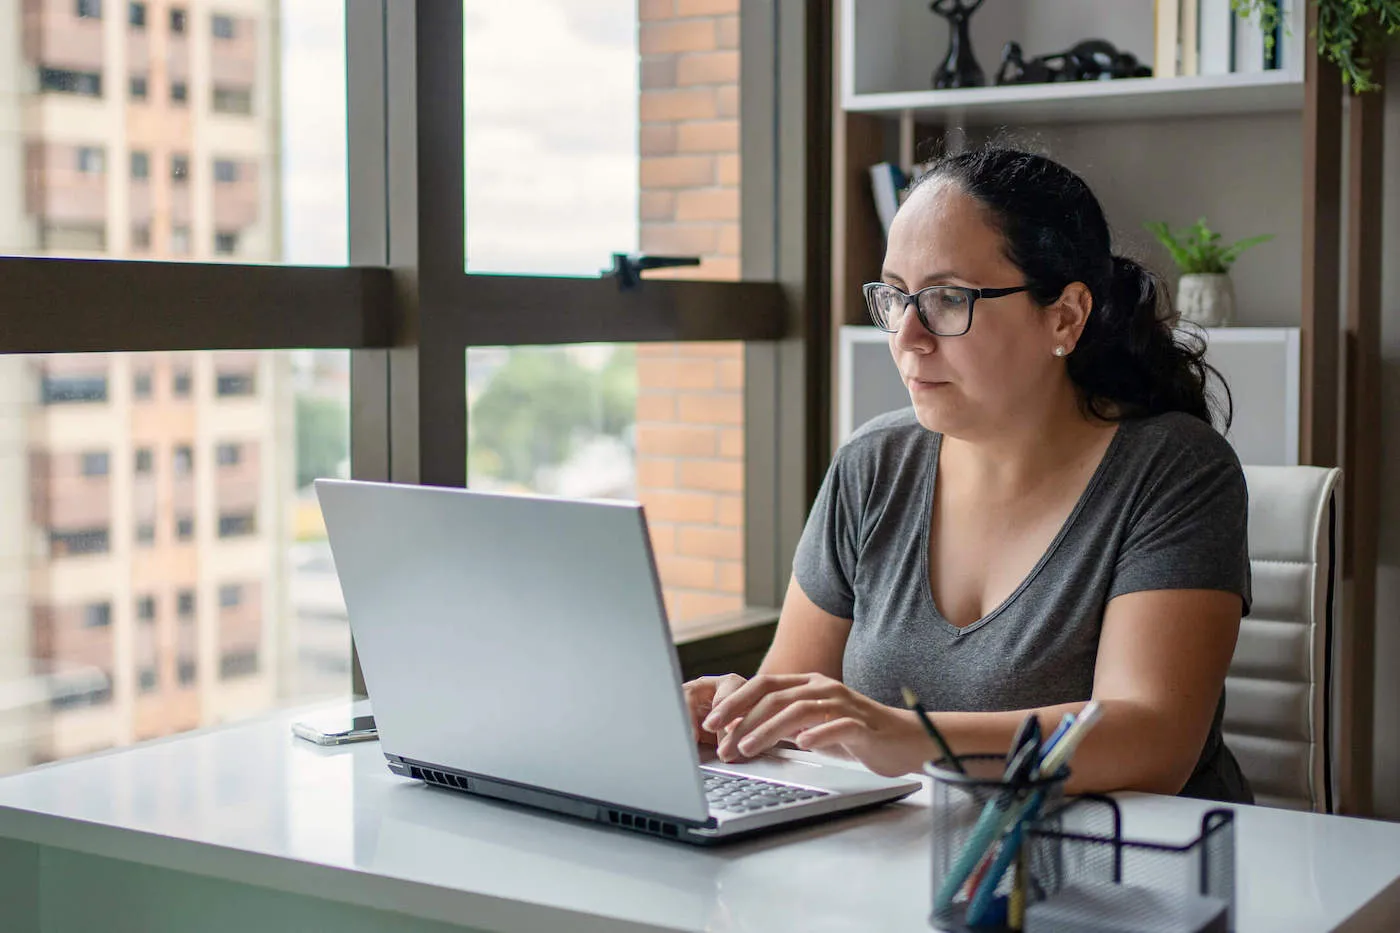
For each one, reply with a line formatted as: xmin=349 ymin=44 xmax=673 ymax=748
xmin=467 ymin=343 xmax=745 ymax=635
xmin=464 ymin=0 xmax=741 ymax=281
xmin=0 ymin=349 xmax=350 ymax=774
xmin=0 ymin=0 xmax=347 ymax=264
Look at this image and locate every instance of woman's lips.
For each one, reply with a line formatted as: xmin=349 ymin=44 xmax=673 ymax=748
xmin=906 ymin=376 xmax=948 ymax=391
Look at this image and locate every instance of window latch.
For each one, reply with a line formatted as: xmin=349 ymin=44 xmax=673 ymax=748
xmin=604 ymin=253 xmax=700 ymax=290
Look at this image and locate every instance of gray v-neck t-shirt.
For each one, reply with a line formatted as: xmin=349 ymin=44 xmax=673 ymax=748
xmin=793 ymin=408 xmax=1253 ymax=803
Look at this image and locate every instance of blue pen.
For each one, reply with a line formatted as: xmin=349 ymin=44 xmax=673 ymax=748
xmin=966 ymin=790 xmax=1044 ymax=925
xmin=1038 ymin=713 xmax=1075 ymax=769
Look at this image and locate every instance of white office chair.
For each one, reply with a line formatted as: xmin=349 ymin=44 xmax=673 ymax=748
xmin=1225 ymin=465 xmax=1341 ymax=812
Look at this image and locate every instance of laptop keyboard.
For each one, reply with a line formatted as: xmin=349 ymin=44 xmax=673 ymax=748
xmin=701 ymin=769 xmax=830 ymax=814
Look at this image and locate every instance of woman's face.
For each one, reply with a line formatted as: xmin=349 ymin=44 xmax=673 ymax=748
xmin=883 ymin=179 xmax=1068 ymax=438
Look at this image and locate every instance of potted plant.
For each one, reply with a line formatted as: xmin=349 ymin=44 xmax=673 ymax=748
xmin=1231 ymin=0 xmax=1400 ymax=92
xmin=1144 ymin=219 xmax=1273 ymax=327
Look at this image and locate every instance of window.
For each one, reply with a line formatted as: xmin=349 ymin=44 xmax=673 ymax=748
xmin=216 ymin=443 xmax=241 ymax=467
xmin=169 ymin=7 xmax=186 ymax=34
xmin=41 ymin=375 xmax=107 ymax=404
xmin=212 ymin=86 xmax=253 ymax=115
xmin=214 ymin=232 xmax=238 ymax=256
xmin=175 ymin=516 xmax=194 ymax=541
xmin=134 ymin=447 xmax=153 ymax=473
xmin=220 ymin=649 xmax=259 ymax=679
xmin=130 ymin=151 xmax=149 ymax=180
xmin=218 ymin=512 xmax=256 ymax=538
xmin=81 ymin=452 xmax=110 ymax=477
xmin=77 ymin=147 xmax=105 ymax=174
xmin=214 ymin=159 xmax=239 ymax=183
xmin=173 ymin=444 xmax=193 ymax=475
xmin=84 ymin=603 xmax=112 ymax=628
xmin=52 ymin=680 xmax=112 ymax=711
xmin=129 ymin=75 xmax=148 ymax=100
xmin=135 ymin=522 xmax=155 ymax=546
xmin=212 ymin=14 xmax=235 ymax=39
xmin=52 ymin=529 xmax=109 ymax=557
xmin=171 ymin=154 xmax=189 ymax=182
xmin=138 ymin=668 xmax=158 ymax=693
xmin=39 ymin=68 xmax=102 ymax=97
xmin=170 ymin=80 xmax=188 ymax=104
xmin=177 ymin=590 xmax=195 ymax=619
xmin=131 ymin=225 xmax=151 ymax=251
xmin=216 ymin=372 xmax=256 ymax=397
xmin=40 ymin=224 xmax=106 ymax=252
xmin=76 ymin=0 xmax=101 ymax=19
xmin=136 ymin=596 xmax=156 ymax=621
xmin=171 ymin=227 xmax=191 ymax=255
xmin=172 ymin=367 xmax=192 ymax=397
xmin=177 ymin=659 xmax=196 ymax=686
xmin=219 ymin=584 xmax=242 ymax=608
xmin=128 ymin=1 xmax=145 ymax=28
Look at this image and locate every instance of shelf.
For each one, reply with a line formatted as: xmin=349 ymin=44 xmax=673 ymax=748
xmin=843 ymin=71 xmax=1303 ymax=126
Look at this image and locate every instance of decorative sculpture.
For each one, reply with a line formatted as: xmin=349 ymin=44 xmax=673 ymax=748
xmin=930 ymin=0 xmax=987 ymax=89
xmin=995 ymin=39 xmax=1154 ymax=86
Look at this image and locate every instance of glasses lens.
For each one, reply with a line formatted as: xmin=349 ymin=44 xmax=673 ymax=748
xmin=917 ymin=287 xmax=971 ymax=335
xmin=866 ymin=285 xmax=906 ymax=331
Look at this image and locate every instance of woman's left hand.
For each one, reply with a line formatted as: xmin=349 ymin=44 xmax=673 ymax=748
xmin=700 ymin=673 xmax=921 ymax=777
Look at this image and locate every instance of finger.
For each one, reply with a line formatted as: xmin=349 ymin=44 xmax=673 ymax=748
xmin=702 ymin=673 xmax=806 ymax=733
xmin=734 ymin=697 xmax=836 ymax=758
xmin=716 ymin=683 xmax=816 ymax=760
xmin=792 ymin=717 xmax=864 ymax=755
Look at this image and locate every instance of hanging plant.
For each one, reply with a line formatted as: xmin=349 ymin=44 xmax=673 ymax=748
xmin=1232 ymin=0 xmax=1400 ymax=92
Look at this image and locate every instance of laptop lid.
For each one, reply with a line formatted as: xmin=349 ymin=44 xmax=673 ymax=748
xmin=315 ymin=479 xmax=710 ymax=823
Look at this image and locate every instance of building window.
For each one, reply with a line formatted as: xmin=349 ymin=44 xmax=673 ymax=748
xmin=213 ymin=159 xmax=238 ymax=183
xmin=214 ymin=232 xmax=238 ymax=256
xmin=40 ymin=224 xmax=106 ymax=252
xmin=130 ymin=150 xmax=149 ymax=180
xmin=171 ymin=226 xmax=191 ymax=255
xmin=76 ymin=0 xmax=101 ymax=19
xmin=173 ymin=444 xmax=193 ymax=475
xmin=212 ymin=14 xmax=235 ymax=39
xmin=51 ymin=680 xmax=112 ymax=711
xmin=128 ymin=1 xmax=145 ymax=27
xmin=135 ymin=522 xmax=155 ymax=546
xmin=218 ymin=512 xmax=256 ymax=538
xmin=84 ymin=602 xmax=112 ymax=628
xmin=77 ymin=147 xmax=105 ymax=174
xmin=216 ymin=443 xmax=241 ymax=467
xmin=219 ymin=649 xmax=259 ymax=679
xmin=51 ymin=529 xmax=110 ymax=557
xmin=131 ymin=225 xmax=151 ymax=251
xmin=169 ymin=7 xmax=186 ymax=34
xmin=129 ymin=74 xmax=148 ymax=100
xmin=212 ymin=86 xmax=253 ymax=115
xmin=138 ymin=667 xmax=158 ymax=693
xmin=172 ymin=367 xmax=192 ymax=397
xmin=170 ymin=80 xmax=188 ymax=104
xmin=41 ymin=375 xmax=107 ymax=404
xmin=177 ymin=658 xmax=196 ymax=686
xmin=216 ymin=372 xmax=255 ymax=397
xmin=81 ymin=451 xmax=109 ymax=477
xmin=218 ymin=584 xmax=242 ymax=608
xmin=176 ymin=516 xmax=194 ymax=541
xmin=134 ymin=447 xmax=154 ymax=473
xmin=171 ymin=154 xmax=189 ymax=182
xmin=39 ymin=68 xmax=102 ymax=97
xmin=136 ymin=596 xmax=156 ymax=622
xmin=177 ymin=591 xmax=195 ymax=621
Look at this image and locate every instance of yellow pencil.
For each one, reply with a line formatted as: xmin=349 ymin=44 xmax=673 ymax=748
xmin=1009 ymin=846 xmax=1027 ymax=929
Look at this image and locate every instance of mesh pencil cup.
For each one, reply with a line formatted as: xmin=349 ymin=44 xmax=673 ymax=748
xmin=925 ymin=754 xmax=1069 ymax=931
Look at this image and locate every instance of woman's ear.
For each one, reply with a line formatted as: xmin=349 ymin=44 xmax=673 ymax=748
xmin=1050 ymin=282 xmax=1093 ymax=352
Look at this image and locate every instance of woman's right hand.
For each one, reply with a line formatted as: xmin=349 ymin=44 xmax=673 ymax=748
xmin=682 ymin=674 xmax=749 ymax=745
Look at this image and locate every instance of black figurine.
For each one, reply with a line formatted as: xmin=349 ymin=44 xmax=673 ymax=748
xmin=930 ymin=0 xmax=986 ymax=89
xmin=996 ymin=39 xmax=1153 ymax=86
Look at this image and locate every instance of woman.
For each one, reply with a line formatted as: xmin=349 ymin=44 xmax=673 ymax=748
xmin=686 ymin=146 xmax=1252 ymax=803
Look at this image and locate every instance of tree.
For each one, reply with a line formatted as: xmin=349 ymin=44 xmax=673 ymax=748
xmin=296 ymin=394 xmax=349 ymax=489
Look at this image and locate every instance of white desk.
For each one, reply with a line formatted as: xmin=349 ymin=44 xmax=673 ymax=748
xmin=0 ymin=705 xmax=1397 ymax=933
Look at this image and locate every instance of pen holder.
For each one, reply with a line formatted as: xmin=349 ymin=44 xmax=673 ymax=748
xmin=926 ymin=754 xmax=1070 ymax=931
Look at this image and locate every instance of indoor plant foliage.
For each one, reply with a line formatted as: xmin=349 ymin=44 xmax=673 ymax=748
xmin=1145 ymin=219 xmax=1273 ymax=327
xmin=1232 ymin=0 xmax=1400 ymax=92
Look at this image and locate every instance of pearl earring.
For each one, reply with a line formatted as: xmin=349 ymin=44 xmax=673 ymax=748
xmin=1054 ymin=346 xmax=1067 ymax=357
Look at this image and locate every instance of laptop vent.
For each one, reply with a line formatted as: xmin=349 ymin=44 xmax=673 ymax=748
xmin=411 ymin=766 xmax=469 ymax=791
xmin=607 ymin=809 xmax=679 ymax=838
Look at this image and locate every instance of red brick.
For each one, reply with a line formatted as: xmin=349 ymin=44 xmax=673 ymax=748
xmin=717 ymin=358 xmax=743 ymax=390
xmin=716 ymin=152 xmax=740 ymax=185
xmin=649 ymin=522 xmax=677 ymax=555
xmin=717 ymin=560 xmax=744 ymax=594
xmin=717 ymin=494 xmax=743 ymax=527
xmin=678 ymin=342 xmax=741 ymax=358
xmin=676 ymin=120 xmax=739 ymax=153
xmin=718 ymin=426 xmax=744 ymax=457
xmin=676 ymin=188 xmax=739 ymax=222
xmin=678 ymin=392 xmax=743 ymax=425
xmin=676 ymin=0 xmax=738 ymax=15
xmin=718 ymin=223 xmax=740 ymax=256
xmin=639 ymin=0 xmax=673 ymax=20
xmin=641 ymin=223 xmax=721 ymax=255
xmin=635 ymin=344 xmax=676 ymax=360
xmin=675 ymin=592 xmax=743 ymax=623
xmin=636 ymin=392 xmax=677 ymax=421
xmin=641 ymin=20 xmax=716 ymax=55
xmin=695 ymin=256 xmax=741 ymax=280
xmin=636 ymin=424 xmax=718 ymax=457
xmin=716 ymin=84 xmax=739 ymax=117
xmin=678 ymin=525 xmax=743 ymax=560
xmin=642 ymin=491 xmax=718 ymax=523
xmin=641 ymin=191 xmax=675 ymax=222
xmin=641 ymin=123 xmax=677 ymax=156
xmin=679 ymin=459 xmax=743 ymax=493
xmin=638 ymin=358 xmax=717 ymax=390
xmin=641 ymin=155 xmax=716 ymax=189
xmin=641 ymin=56 xmax=678 ymax=90
xmin=658 ymin=555 xmax=719 ymax=590
xmin=716 ymin=14 xmax=739 ymax=49
xmin=677 ymin=51 xmax=740 ymax=86
xmin=637 ymin=457 xmax=677 ymax=489
xmin=640 ymin=88 xmax=718 ymax=122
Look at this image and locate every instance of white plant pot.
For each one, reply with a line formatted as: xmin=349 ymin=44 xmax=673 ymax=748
xmin=1176 ymin=273 xmax=1235 ymax=327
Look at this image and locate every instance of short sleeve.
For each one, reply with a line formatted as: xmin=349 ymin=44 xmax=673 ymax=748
xmin=1109 ymin=448 xmax=1252 ymax=615
xmin=791 ymin=448 xmax=861 ymax=619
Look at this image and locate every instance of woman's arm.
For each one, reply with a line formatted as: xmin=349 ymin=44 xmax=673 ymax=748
xmin=757 ymin=575 xmax=854 ymax=679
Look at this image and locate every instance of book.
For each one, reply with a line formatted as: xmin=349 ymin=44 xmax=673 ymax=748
xmin=1179 ymin=0 xmax=1199 ymax=76
xmin=1155 ymin=0 xmax=1181 ymax=78
xmin=868 ymin=162 xmax=906 ymax=237
xmin=1199 ymin=0 xmax=1234 ymax=75
xmin=1231 ymin=6 xmax=1267 ymax=73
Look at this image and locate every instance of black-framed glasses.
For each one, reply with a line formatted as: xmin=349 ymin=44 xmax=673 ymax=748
xmin=862 ymin=282 xmax=1029 ymax=337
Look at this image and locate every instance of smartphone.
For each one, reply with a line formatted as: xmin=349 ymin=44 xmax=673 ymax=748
xmin=291 ymin=710 xmax=378 ymax=746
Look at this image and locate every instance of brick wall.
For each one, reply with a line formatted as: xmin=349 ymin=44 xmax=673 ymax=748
xmin=637 ymin=0 xmax=744 ymax=631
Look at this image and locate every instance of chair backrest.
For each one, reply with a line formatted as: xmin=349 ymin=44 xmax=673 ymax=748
xmin=1227 ymin=465 xmax=1341 ymax=812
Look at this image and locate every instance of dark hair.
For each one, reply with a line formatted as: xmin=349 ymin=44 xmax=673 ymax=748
xmin=909 ymin=146 xmax=1228 ymax=429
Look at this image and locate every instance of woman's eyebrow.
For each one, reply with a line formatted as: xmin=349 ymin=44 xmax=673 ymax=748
xmin=882 ymin=270 xmax=962 ymax=288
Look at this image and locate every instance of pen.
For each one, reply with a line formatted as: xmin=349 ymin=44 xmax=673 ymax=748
xmin=1037 ymin=712 xmax=1075 ymax=770
xmin=900 ymin=687 xmax=964 ymax=774
xmin=966 ymin=789 xmax=1044 ymax=925
xmin=1037 ymin=699 xmax=1104 ymax=778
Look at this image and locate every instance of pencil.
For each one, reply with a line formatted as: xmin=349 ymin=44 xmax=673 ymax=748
xmin=900 ymin=686 xmax=964 ymax=774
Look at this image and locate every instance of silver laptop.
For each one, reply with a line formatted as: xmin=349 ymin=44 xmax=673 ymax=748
xmin=315 ymin=479 xmax=921 ymax=845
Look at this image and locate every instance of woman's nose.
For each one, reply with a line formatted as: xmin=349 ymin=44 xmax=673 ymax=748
xmin=893 ymin=304 xmax=936 ymax=354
